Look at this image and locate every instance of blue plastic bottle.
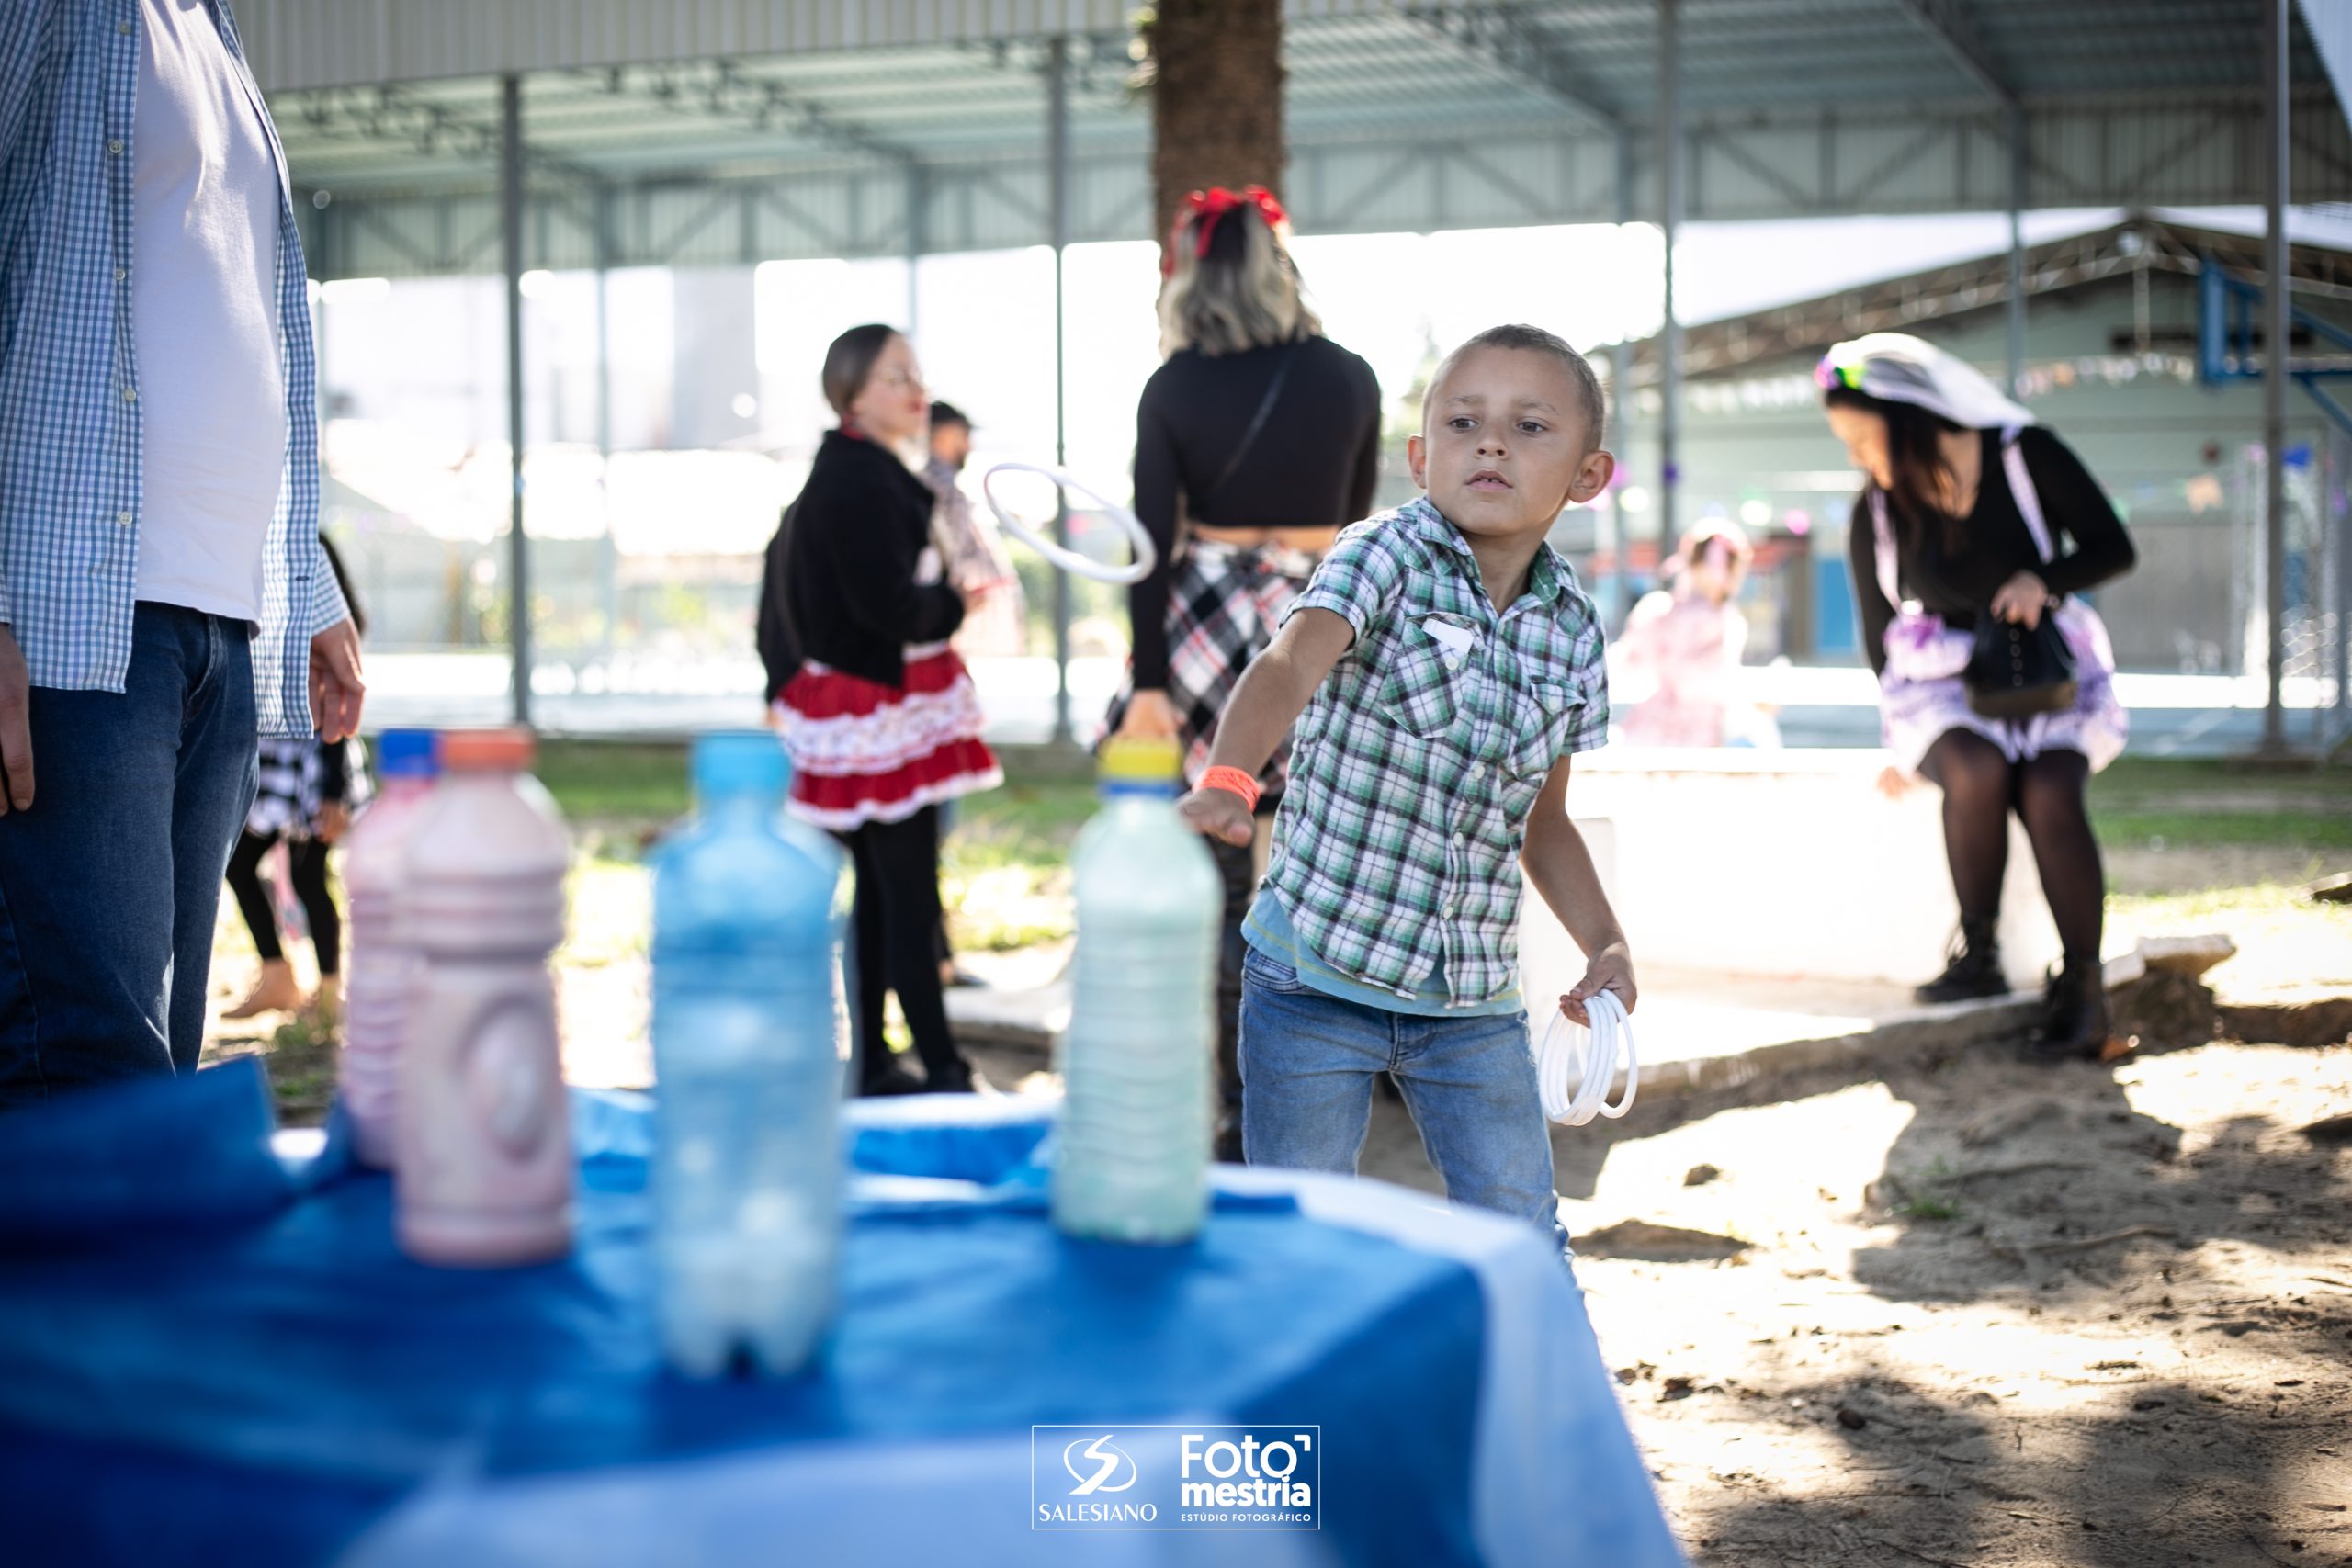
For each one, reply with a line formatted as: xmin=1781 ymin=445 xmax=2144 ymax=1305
xmin=650 ymin=732 xmax=849 ymax=1375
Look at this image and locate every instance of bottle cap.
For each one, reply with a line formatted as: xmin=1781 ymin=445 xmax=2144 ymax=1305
xmin=1099 ymin=737 xmax=1182 ymax=784
xmin=693 ymin=730 xmax=788 ymax=797
xmin=438 ymin=727 xmax=536 ymax=773
xmin=375 ymin=728 xmax=439 ymax=779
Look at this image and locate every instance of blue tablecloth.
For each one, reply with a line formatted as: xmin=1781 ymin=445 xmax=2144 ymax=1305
xmin=0 ymin=1061 xmax=1681 ymax=1567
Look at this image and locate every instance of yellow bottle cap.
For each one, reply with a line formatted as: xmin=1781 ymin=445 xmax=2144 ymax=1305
xmin=1099 ymin=737 xmax=1182 ymax=784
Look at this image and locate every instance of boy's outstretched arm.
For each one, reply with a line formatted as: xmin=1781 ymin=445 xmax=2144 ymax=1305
xmin=1174 ymin=607 xmax=1355 ymax=847
xmin=1521 ymin=757 xmax=1638 ymax=1024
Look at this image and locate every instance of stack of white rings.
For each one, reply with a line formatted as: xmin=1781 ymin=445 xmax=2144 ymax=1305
xmin=1535 ymin=991 xmax=1638 ymax=1127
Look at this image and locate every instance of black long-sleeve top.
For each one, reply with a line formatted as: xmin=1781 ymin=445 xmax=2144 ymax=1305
xmin=1847 ymin=425 xmax=2136 ymax=677
xmin=763 ymin=428 xmax=963 ymax=692
xmin=1128 ymin=336 xmax=1383 ymax=688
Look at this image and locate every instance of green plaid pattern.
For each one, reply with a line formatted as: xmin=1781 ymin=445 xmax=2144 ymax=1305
xmin=1265 ymin=497 xmax=1609 ymax=1005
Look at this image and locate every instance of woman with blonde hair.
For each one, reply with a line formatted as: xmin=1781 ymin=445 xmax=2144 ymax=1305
xmin=1109 ymin=185 xmax=1381 ymax=1159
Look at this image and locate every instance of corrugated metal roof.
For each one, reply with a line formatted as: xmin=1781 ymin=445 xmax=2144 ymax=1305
xmin=262 ymin=2 xmax=2346 ymax=275
xmin=241 ymin=0 xmax=1461 ymax=92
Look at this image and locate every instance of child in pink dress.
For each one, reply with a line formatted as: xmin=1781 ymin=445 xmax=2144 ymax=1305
xmin=1616 ymin=522 xmax=1754 ymax=749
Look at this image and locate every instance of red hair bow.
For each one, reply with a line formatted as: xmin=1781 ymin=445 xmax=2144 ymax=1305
xmin=1162 ymin=185 xmax=1289 ymax=276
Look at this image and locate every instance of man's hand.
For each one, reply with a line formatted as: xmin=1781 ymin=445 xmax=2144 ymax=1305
xmin=1177 ymin=785 xmax=1254 ymax=848
xmin=1117 ymin=689 xmax=1182 ymax=741
xmin=309 ymin=618 xmax=365 ymax=744
xmin=1562 ymin=940 xmax=1636 ymax=1028
xmin=0 ymin=625 xmax=30 ymax=813
xmin=316 ymin=801 xmax=351 ymax=844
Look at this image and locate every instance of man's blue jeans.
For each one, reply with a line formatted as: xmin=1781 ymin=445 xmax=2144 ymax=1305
xmin=0 ymin=604 xmax=258 ymax=1108
xmin=1238 ymin=946 xmax=1565 ymax=1247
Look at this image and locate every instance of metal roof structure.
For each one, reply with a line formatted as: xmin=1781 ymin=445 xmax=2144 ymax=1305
xmin=1624 ymin=209 xmax=2352 ymax=383
xmin=237 ymin=0 xmax=2327 ymax=745
xmin=251 ymin=0 xmax=2352 ymax=279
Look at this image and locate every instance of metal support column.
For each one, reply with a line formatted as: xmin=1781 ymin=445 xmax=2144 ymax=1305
xmin=2263 ymin=0 xmax=2290 ymax=750
xmin=1604 ymin=130 xmax=1635 ymax=630
xmin=1047 ymin=37 xmax=1073 ymax=746
xmin=594 ymin=181 xmax=616 ymax=664
xmin=501 ymin=73 xmax=531 ymax=728
xmin=1657 ymin=0 xmax=1682 ymax=546
xmin=2006 ymin=103 xmax=2028 ymax=395
xmin=905 ymin=163 xmax=928 ymax=336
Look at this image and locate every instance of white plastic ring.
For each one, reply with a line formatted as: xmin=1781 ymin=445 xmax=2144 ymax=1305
xmin=979 ymin=463 xmax=1159 ymax=586
xmin=1534 ymin=991 xmax=1638 ymax=1127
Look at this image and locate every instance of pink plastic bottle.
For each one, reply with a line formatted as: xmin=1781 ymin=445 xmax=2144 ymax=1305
xmin=336 ymin=728 xmax=440 ymax=1169
xmin=394 ymin=728 xmax=575 ymax=1267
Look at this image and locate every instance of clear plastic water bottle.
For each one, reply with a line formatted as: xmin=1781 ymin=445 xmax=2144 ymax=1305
xmin=650 ymin=731 xmax=849 ymax=1375
xmin=1053 ymin=738 xmax=1221 ymax=1244
xmin=337 ymin=728 xmax=439 ymax=1170
xmin=395 ymin=728 xmax=574 ymax=1268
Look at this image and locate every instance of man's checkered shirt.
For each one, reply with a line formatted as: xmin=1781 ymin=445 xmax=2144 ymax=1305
xmin=1 ymin=1 xmax=345 ymax=737
xmin=1263 ymin=496 xmax=1610 ymax=1006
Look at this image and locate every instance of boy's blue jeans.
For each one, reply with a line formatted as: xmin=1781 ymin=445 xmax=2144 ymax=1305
xmin=1238 ymin=946 xmax=1566 ymax=1251
xmin=0 ymin=604 xmax=258 ymax=1108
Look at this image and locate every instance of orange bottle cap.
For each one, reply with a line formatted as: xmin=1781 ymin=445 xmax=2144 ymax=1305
xmin=436 ymin=727 xmax=537 ymax=772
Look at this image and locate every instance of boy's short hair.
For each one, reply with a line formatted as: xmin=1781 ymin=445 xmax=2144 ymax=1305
xmin=1423 ymin=324 xmax=1606 ymax=453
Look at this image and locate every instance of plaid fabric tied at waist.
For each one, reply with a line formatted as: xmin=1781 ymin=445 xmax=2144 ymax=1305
xmin=1104 ymin=536 xmax=1322 ymax=802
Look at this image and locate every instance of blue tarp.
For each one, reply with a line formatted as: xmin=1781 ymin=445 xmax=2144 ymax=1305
xmin=0 ymin=1063 xmax=1485 ymax=1566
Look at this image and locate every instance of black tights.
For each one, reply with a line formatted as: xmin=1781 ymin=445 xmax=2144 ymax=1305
xmin=1918 ymin=731 xmax=2106 ymax=963
xmin=838 ymin=807 xmax=970 ymax=1091
xmin=225 ymin=829 xmax=341 ymax=976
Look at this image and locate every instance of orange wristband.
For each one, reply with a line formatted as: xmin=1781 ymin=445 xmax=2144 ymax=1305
xmin=1198 ymin=766 xmax=1262 ymax=813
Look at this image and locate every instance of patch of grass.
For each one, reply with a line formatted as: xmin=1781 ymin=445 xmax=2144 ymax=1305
xmin=2094 ymin=811 xmax=2352 ymax=852
xmin=1891 ymin=1159 xmax=1963 ymax=1222
xmin=2086 ymin=757 xmax=2352 ymax=855
xmin=536 ymin=739 xmax=691 ymax=826
xmin=941 ymin=779 xmax=1096 ymax=953
xmin=2089 ymin=756 xmax=2352 ymax=805
xmin=531 ymin=740 xmax=1101 ymax=953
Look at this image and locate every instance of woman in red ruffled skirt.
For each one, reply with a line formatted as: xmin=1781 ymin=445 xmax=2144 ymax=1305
xmin=758 ymin=324 xmax=1000 ymax=1094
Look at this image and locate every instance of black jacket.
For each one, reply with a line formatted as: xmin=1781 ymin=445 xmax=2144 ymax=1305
xmin=758 ymin=428 xmax=964 ymax=694
xmin=1847 ymin=425 xmax=2136 ymax=678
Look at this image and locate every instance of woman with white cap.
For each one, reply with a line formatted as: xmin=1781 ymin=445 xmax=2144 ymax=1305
xmin=1819 ymin=333 xmax=2134 ymax=1060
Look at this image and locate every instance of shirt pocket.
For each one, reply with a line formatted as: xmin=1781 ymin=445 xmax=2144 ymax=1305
xmin=1505 ymin=681 xmax=1578 ymax=782
xmin=1375 ymin=634 xmax=1467 ymax=740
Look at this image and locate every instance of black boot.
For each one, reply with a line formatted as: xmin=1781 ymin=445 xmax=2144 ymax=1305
xmin=2034 ymin=958 xmax=2117 ymax=1061
xmin=1915 ymin=918 xmax=2009 ymax=1004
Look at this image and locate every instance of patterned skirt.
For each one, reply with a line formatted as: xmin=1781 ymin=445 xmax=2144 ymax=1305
xmin=1879 ymin=603 xmax=2128 ymax=776
xmin=1103 ymin=537 xmax=1321 ymax=803
xmin=774 ymin=641 xmax=1002 ymax=831
xmin=245 ymin=737 xmax=372 ymax=840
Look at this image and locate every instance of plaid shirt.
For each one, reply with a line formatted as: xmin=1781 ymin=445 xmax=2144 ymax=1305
xmin=0 ymin=0 xmax=343 ymax=737
xmin=1265 ymin=497 xmax=1610 ymax=1005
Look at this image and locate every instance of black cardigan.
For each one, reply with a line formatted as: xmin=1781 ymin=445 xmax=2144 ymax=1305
xmin=1127 ymin=337 xmax=1382 ymax=688
xmin=1847 ymin=425 xmax=2136 ymax=677
xmin=759 ymin=428 xmax=964 ymax=694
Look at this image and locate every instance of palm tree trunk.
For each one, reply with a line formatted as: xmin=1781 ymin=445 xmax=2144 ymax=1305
xmin=1147 ymin=0 xmax=1287 ymax=250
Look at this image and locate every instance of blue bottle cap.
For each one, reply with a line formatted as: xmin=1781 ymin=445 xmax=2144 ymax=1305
xmin=693 ymin=730 xmax=789 ymax=798
xmin=376 ymin=728 xmax=439 ymax=779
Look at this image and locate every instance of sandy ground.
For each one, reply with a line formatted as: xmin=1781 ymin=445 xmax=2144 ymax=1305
xmin=1317 ymin=1032 xmax=2351 ymax=1568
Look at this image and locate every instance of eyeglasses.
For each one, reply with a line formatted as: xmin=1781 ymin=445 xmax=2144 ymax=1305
xmin=876 ymin=368 xmax=926 ymax=391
